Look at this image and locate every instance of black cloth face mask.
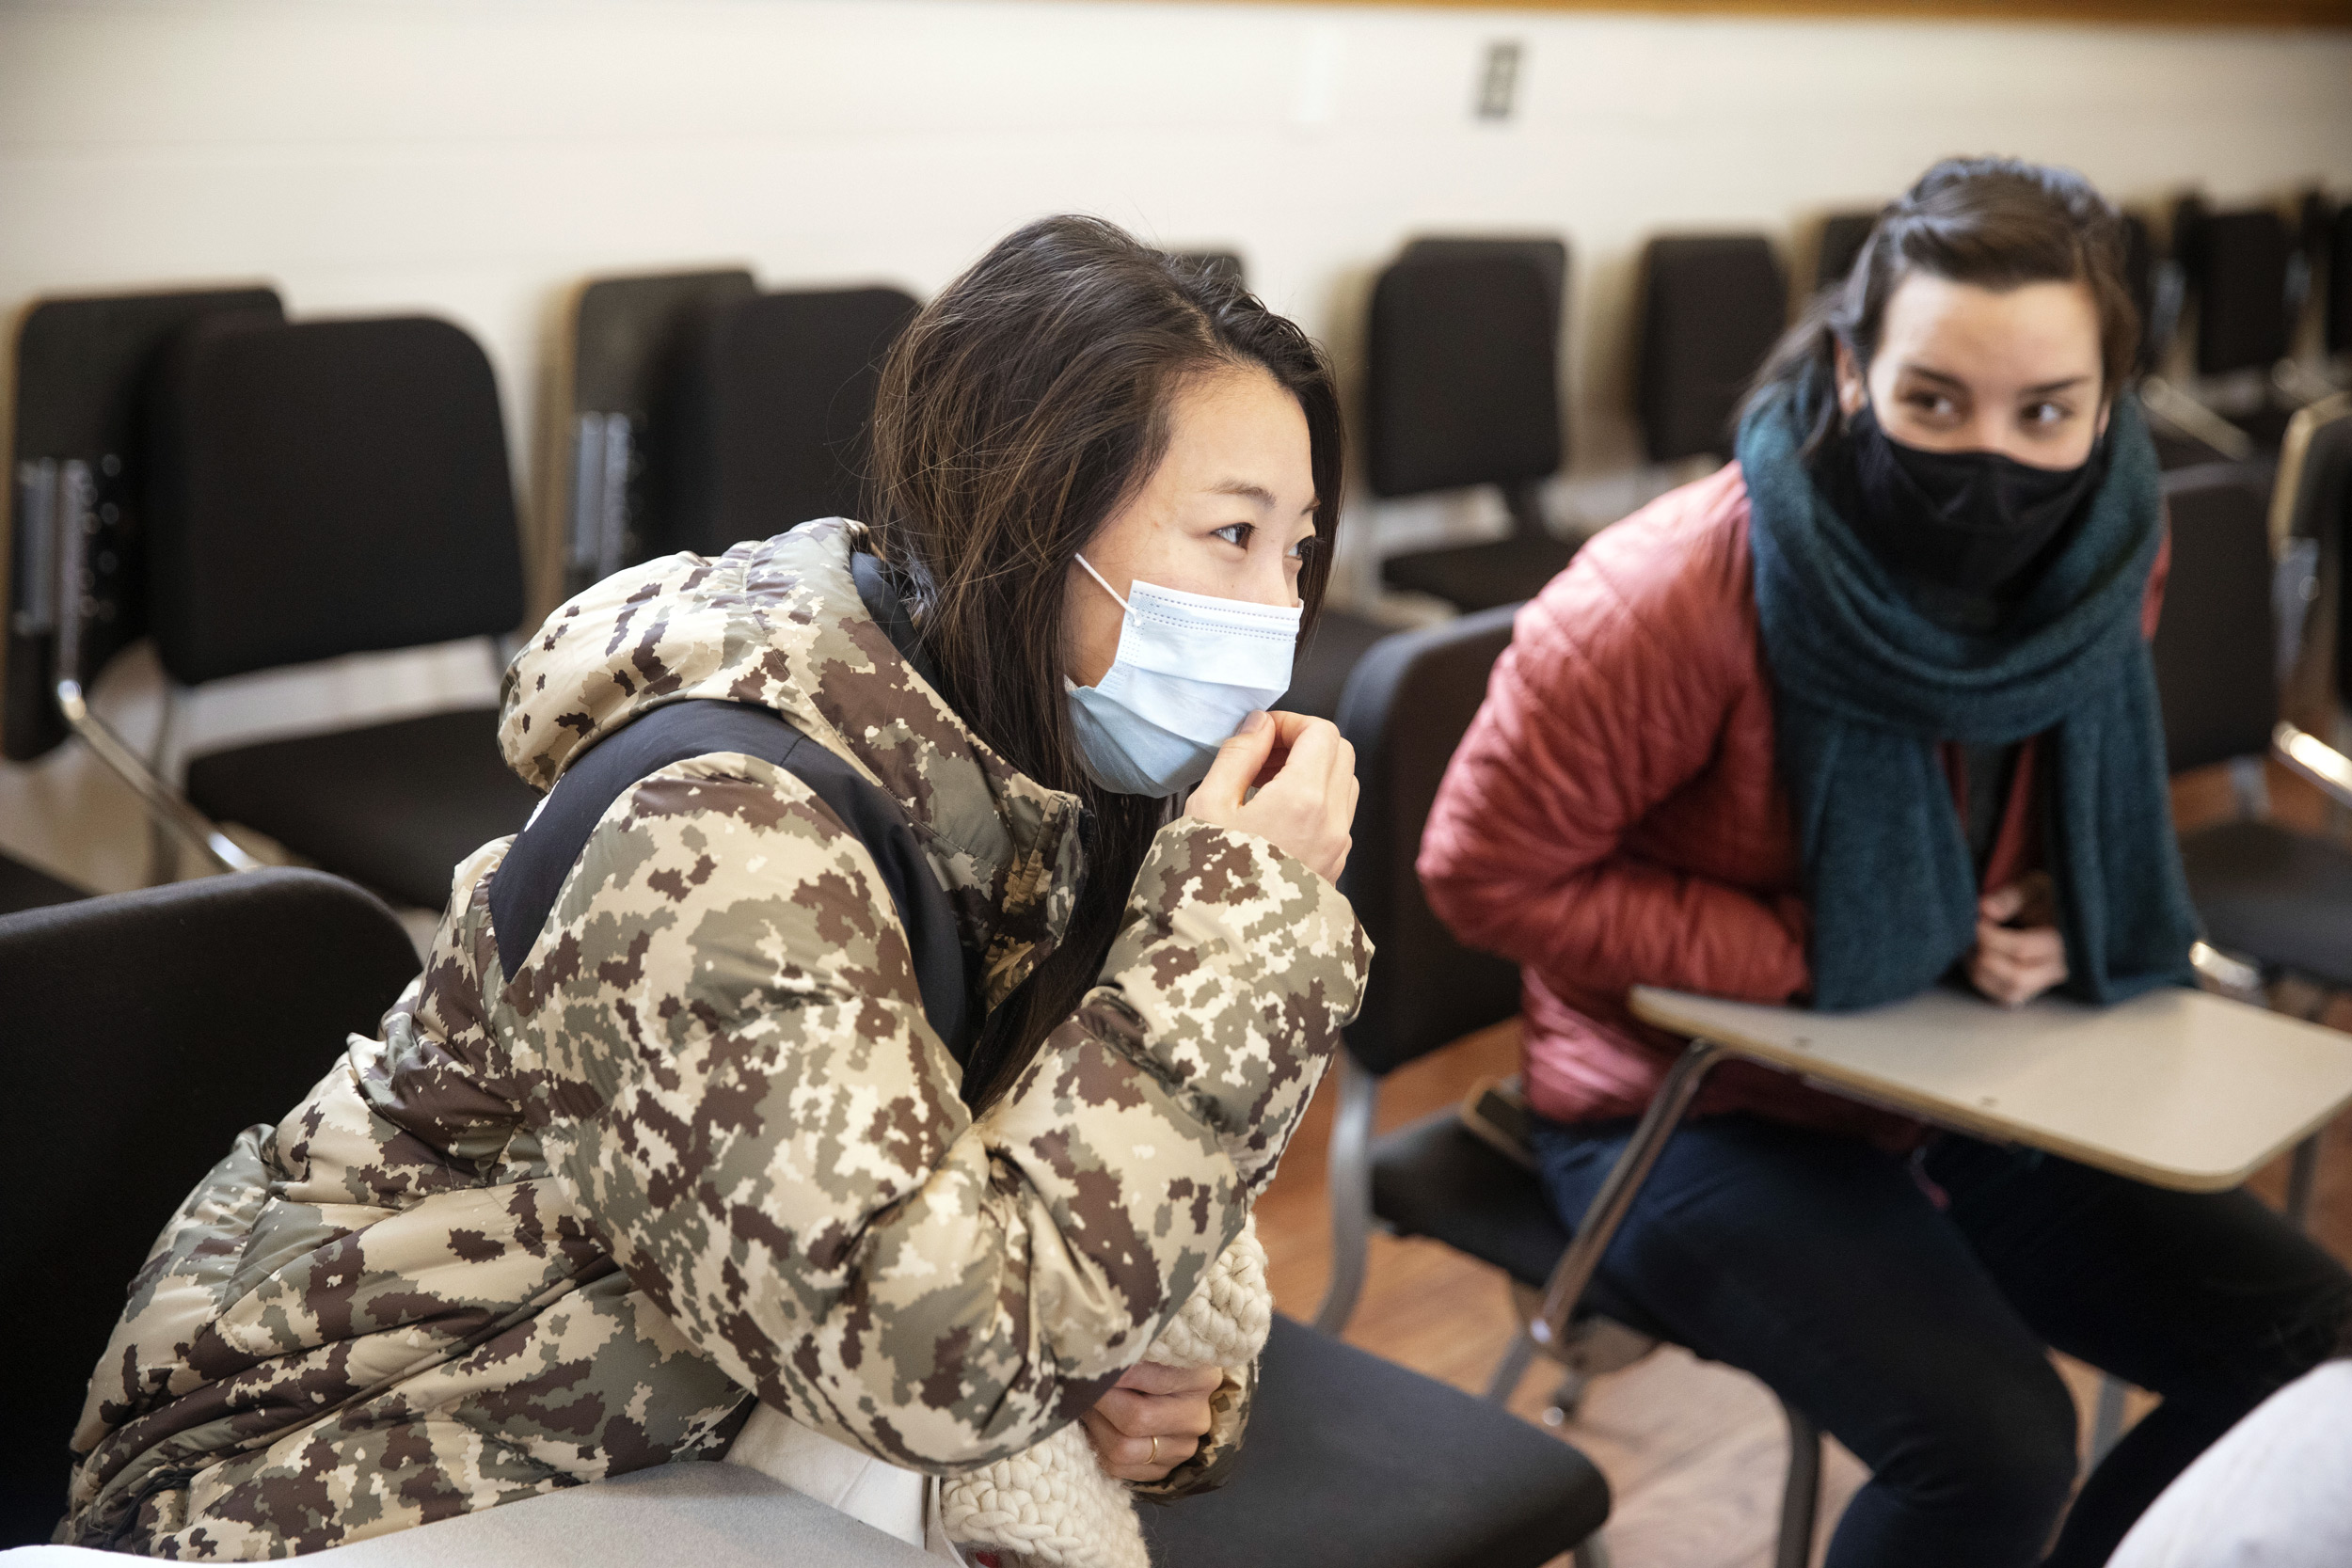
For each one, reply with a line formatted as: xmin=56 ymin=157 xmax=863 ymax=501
xmin=1840 ymin=402 xmax=2106 ymax=595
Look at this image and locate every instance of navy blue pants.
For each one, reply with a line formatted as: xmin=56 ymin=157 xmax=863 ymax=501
xmin=1530 ymin=1113 xmax=2350 ymax=1568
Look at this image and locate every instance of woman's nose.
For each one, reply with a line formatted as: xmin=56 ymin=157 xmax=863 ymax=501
xmin=1964 ymin=411 xmax=2036 ymax=466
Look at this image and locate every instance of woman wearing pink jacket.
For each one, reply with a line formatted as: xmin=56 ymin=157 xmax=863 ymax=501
xmin=1419 ymin=157 xmax=2348 ymax=1567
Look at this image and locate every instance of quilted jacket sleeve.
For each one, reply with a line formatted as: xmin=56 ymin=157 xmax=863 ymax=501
xmin=1418 ymin=503 xmax=1810 ymax=1006
xmin=514 ymin=757 xmax=1366 ymax=1476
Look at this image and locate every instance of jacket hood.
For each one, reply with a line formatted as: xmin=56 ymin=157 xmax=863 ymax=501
xmin=499 ymin=518 xmax=1086 ymax=1004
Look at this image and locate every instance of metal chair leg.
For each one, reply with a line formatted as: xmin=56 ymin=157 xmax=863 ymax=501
xmin=1572 ymin=1529 xmax=1614 ymax=1568
xmin=1541 ymin=1366 xmax=1591 ymax=1427
xmin=1774 ymin=1402 xmax=1822 ymax=1568
xmin=1311 ymin=1053 xmax=1380 ymax=1336
xmin=1484 ymin=1325 xmax=1538 ymax=1404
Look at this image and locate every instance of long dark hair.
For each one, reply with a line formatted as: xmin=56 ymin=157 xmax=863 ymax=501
xmin=864 ymin=214 xmax=1343 ymax=1106
xmin=1745 ymin=155 xmax=2142 ymax=462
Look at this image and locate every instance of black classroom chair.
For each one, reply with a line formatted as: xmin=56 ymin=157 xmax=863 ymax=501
xmin=2153 ymin=463 xmax=2352 ymax=1222
xmin=129 ymin=314 xmax=543 ymax=910
xmin=654 ymin=286 xmax=922 ymax=559
xmin=2122 ymin=212 xmax=2169 ymax=375
xmin=2328 ymin=202 xmax=2352 ymax=369
xmin=2190 ymin=209 xmax=2296 ymax=381
xmin=1313 ymin=608 xmax=1823 ymax=1568
xmin=558 ymin=268 xmax=759 ymax=597
xmin=2302 ymin=406 xmax=2352 ymax=717
xmin=2169 ymin=206 xmax=2301 ymax=451
xmin=1136 ymin=1314 xmax=1609 ymax=1568
xmin=2137 ymin=201 xmax=2285 ymax=467
xmin=1813 ymin=210 xmax=1878 ymax=295
xmin=1636 ymin=234 xmax=1789 ymax=465
xmin=0 ymin=868 xmax=422 ymax=1548
xmin=5 ymin=285 xmax=278 ymax=784
xmin=1365 ymin=238 xmax=1578 ymax=614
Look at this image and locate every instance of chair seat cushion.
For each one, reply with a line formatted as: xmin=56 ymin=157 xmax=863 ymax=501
xmin=2181 ymin=818 xmax=2352 ymax=990
xmin=1136 ymin=1315 xmax=1609 ymax=1568
xmin=186 ymin=707 xmax=541 ymax=910
xmin=1371 ymin=1106 xmax=1568 ymax=1289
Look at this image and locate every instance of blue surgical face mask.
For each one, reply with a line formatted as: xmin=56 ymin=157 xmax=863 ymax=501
xmin=1064 ymin=553 xmax=1300 ymax=798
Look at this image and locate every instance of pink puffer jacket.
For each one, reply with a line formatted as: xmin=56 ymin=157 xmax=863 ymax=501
xmin=1417 ymin=463 xmax=2165 ymax=1141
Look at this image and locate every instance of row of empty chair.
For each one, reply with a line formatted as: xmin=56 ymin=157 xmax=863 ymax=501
xmin=6 ymin=194 xmax=2351 ymax=919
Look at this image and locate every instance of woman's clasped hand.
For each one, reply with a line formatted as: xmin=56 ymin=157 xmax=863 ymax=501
xmin=1967 ymin=879 xmax=2069 ymax=1008
xmin=1186 ymin=708 xmax=1358 ymax=885
xmin=1081 ymin=1362 xmax=1225 ymax=1483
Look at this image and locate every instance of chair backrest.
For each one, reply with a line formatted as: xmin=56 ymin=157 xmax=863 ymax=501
xmin=4 ymin=286 xmax=284 ymax=761
xmin=2329 ymin=202 xmax=2352 ymax=360
xmin=2287 ymin=410 xmax=2352 ymax=703
xmin=2121 ymin=211 xmax=2167 ymax=372
xmin=2153 ymin=465 xmax=2280 ymax=774
xmin=145 ymin=314 xmax=525 ymax=686
xmin=654 ymin=285 xmax=921 ymax=558
xmin=1814 ymin=210 xmax=1878 ymax=294
xmin=1364 ymin=239 xmax=1566 ymax=499
xmin=1636 ymin=233 xmax=1788 ymax=464
xmin=2279 ymin=399 xmax=2352 ymax=547
xmin=1333 ymin=605 xmax=1524 ymax=1076
xmin=556 ymin=268 xmax=758 ymax=601
xmin=0 ymin=867 xmax=421 ymax=1546
xmin=2191 ymin=208 xmax=2293 ymax=377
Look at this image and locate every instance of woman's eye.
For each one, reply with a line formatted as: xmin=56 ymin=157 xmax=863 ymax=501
xmin=1214 ymin=523 xmax=1253 ymax=548
xmin=1288 ymin=534 xmax=1317 ymax=562
xmin=2023 ymin=402 xmax=2071 ymax=427
xmin=1903 ymin=392 xmax=1959 ymax=420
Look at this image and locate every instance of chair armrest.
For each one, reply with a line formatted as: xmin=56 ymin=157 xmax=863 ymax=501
xmin=2272 ymin=722 xmax=2352 ymax=814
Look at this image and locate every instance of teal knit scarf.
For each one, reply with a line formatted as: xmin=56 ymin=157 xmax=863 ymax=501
xmin=1739 ymin=391 xmax=2198 ymax=1011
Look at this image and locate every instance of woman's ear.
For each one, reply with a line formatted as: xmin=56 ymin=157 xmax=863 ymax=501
xmin=1834 ymin=338 xmax=1867 ymax=419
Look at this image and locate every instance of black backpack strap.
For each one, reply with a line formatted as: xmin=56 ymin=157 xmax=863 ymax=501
xmin=488 ymin=699 xmax=977 ymax=1068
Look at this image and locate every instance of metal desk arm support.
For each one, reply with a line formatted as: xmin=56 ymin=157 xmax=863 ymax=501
xmin=1530 ymin=1038 xmax=1726 ymax=1349
xmin=41 ymin=460 xmax=260 ymax=877
xmin=1523 ymin=1037 xmax=1820 ymax=1568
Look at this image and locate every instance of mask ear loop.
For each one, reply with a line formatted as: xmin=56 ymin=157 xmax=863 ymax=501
xmin=1073 ymin=553 xmax=1133 ymax=613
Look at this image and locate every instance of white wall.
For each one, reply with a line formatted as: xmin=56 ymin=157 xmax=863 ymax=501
xmin=5 ymin=0 xmax=2351 ymax=894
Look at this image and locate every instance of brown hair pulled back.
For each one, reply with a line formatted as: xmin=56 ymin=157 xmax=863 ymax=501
xmin=864 ymin=214 xmax=1343 ymax=1107
xmin=1746 ymin=155 xmax=2141 ymax=462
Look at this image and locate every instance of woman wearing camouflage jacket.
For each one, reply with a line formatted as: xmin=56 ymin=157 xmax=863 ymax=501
xmin=61 ymin=217 xmax=1367 ymax=1560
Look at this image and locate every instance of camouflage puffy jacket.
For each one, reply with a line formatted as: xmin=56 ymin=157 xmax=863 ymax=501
xmin=60 ymin=519 xmax=1369 ymax=1559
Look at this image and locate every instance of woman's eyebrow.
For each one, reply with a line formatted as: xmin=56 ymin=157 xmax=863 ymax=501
xmin=1899 ymin=364 xmax=2090 ymax=400
xmin=1899 ymin=363 xmax=1969 ymax=390
xmin=1207 ymin=479 xmax=1279 ymax=511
